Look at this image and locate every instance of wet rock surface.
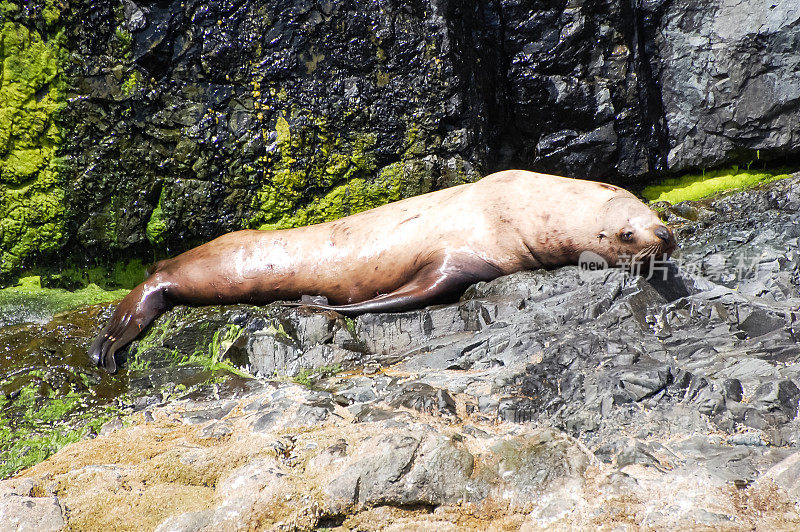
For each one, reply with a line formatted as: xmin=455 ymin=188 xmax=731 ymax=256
xmin=4 ymin=177 xmax=800 ymax=529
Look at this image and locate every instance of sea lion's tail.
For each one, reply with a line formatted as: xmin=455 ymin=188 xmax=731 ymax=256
xmin=88 ymin=279 xmax=172 ymax=373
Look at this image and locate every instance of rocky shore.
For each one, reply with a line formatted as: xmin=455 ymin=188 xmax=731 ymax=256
xmin=4 ymin=0 xmax=800 ymax=528
xmin=2 ymin=176 xmax=799 ymax=530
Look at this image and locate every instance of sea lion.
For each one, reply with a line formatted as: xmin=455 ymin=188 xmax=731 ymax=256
xmin=89 ymin=170 xmax=676 ymax=372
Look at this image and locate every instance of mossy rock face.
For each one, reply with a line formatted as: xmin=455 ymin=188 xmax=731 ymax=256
xmin=2 ymin=0 xmax=491 ymax=282
xmin=3 ymin=0 xmax=800 ymax=282
xmin=0 ymin=14 xmax=67 ymax=280
xmin=5 ymin=0 xmax=495 ymax=284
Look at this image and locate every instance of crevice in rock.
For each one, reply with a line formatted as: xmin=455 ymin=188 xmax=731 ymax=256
xmin=316 ymin=513 xmax=347 ymax=528
xmin=626 ymin=0 xmax=671 ymax=181
xmin=378 ymin=502 xmax=438 ymax=514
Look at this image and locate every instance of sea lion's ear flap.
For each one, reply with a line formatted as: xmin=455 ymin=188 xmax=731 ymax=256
xmin=598 ymin=231 xmax=608 ymax=241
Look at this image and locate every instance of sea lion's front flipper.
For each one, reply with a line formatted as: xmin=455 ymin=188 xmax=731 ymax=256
xmin=303 ymin=255 xmax=502 ymax=315
xmin=89 ymin=281 xmax=171 ymax=373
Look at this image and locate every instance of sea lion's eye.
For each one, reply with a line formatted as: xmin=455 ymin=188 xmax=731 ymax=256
xmin=621 ymin=231 xmax=634 ymax=242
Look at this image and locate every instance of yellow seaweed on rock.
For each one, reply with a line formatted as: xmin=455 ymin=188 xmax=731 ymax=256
xmin=0 ymin=20 xmax=67 ymax=279
xmin=0 ymin=275 xmax=129 ymax=315
xmin=642 ymin=166 xmax=793 ymax=204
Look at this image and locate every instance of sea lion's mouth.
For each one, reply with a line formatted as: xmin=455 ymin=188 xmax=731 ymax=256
xmin=633 ymin=240 xmax=676 ymax=263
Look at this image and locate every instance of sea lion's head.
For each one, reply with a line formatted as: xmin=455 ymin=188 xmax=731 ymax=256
xmin=595 ymin=195 xmax=676 ymax=268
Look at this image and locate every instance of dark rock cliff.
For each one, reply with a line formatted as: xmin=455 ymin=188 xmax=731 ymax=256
xmin=2 ymin=0 xmax=799 ymax=277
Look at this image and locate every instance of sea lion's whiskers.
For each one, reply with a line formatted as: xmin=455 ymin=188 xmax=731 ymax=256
xmin=634 ymin=243 xmax=658 ymax=262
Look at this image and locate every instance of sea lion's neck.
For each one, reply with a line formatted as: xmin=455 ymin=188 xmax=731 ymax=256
xmin=515 ymin=208 xmax=603 ymax=269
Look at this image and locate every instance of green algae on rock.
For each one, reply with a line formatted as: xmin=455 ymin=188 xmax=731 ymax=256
xmin=292 ymin=364 xmax=342 ymax=388
xmin=146 ymin=188 xmax=168 ymax=247
xmin=0 ymin=301 xmax=127 ymax=480
xmin=0 ymin=275 xmax=129 ymax=327
xmin=130 ymin=307 xmax=252 ymax=379
xmin=0 ymin=374 xmax=115 ymax=479
xmin=39 ymin=259 xmax=147 ymax=291
xmin=0 ymin=19 xmax=67 ymax=280
xmin=0 ymin=299 xmax=255 ymax=480
xmin=642 ymin=166 xmax=794 ymax=204
xmin=249 ymin=113 xmax=435 ymax=231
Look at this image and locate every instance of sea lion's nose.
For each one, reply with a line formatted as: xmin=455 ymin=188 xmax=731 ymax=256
xmin=654 ymin=226 xmax=672 ymax=242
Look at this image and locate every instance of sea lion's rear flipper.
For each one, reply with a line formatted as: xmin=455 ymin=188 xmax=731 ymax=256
xmin=304 ymin=256 xmax=502 ymax=315
xmin=88 ymin=282 xmax=171 ymax=373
